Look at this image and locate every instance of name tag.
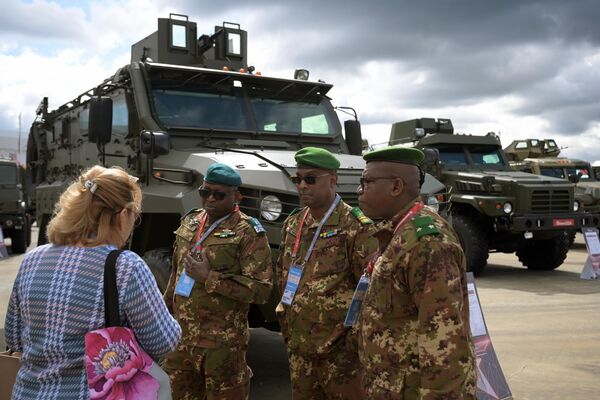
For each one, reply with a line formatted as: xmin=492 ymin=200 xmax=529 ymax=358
xmin=280 ymin=265 xmax=303 ymax=306
xmin=174 ymin=271 xmax=195 ymax=297
xmin=343 ymin=275 xmax=370 ymax=327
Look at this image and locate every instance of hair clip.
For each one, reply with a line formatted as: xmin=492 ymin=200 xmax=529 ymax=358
xmin=84 ymin=180 xmax=98 ymax=194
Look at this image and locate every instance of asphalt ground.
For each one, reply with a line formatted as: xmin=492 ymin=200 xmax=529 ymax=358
xmin=2 ymin=227 xmax=599 ymax=399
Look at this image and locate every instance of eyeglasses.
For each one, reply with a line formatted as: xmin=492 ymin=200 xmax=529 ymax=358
xmin=290 ymin=173 xmax=330 ymax=185
xmin=198 ymin=187 xmax=235 ymax=201
xmin=359 ymin=176 xmax=400 ymax=189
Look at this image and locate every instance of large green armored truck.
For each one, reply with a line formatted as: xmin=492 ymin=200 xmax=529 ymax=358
xmin=505 ymin=140 xmax=600 ymax=214
xmin=389 ymin=118 xmax=599 ymax=274
xmin=27 ymin=15 xmax=444 ymax=329
xmin=0 ymin=159 xmax=32 ymax=253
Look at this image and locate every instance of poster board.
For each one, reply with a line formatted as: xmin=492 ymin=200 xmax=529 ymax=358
xmin=581 ymin=228 xmax=600 ymax=280
xmin=467 ymin=272 xmax=512 ymax=400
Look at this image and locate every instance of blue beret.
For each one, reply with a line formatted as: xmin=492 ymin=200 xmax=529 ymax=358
xmin=295 ymin=147 xmax=340 ymax=170
xmin=204 ymin=163 xmax=242 ymax=187
xmin=363 ymin=146 xmax=425 ymax=165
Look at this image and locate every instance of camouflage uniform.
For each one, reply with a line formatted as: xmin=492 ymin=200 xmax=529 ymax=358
xmin=276 ymin=200 xmax=377 ymax=400
xmin=358 ymin=199 xmax=476 ymax=400
xmin=164 ymin=208 xmax=273 ymax=400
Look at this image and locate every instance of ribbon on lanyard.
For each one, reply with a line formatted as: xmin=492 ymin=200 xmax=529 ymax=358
xmin=366 ymin=201 xmax=425 ymax=275
xmin=344 ymin=201 xmax=425 ymax=327
xmin=191 ymin=205 xmax=240 ymax=255
xmin=174 ymin=205 xmax=239 ymax=297
xmin=280 ymin=194 xmax=341 ymax=306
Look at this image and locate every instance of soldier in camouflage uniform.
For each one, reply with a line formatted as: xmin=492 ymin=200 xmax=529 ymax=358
xmin=163 ymin=163 xmax=273 ymax=400
xmin=356 ymin=146 xmax=476 ymax=400
xmin=276 ymin=147 xmax=377 ymax=400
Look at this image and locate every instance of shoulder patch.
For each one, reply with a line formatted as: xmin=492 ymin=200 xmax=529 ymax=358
xmin=351 ymin=207 xmax=373 ymax=225
xmin=247 ymin=217 xmax=266 ymax=234
xmin=181 ymin=208 xmax=201 ymax=220
xmin=412 ymin=215 xmax=440 ymax=239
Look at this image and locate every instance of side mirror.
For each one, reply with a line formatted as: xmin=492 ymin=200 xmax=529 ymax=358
xmin=421 ymin=148 xmax=440 ymax=167
xmin=568 ymin=174 xmax=581 ymax=184
xmin=344 ymin=120 xmax=363 ymax=156
xmin=140 ymin=130 xmax=170 ymax=158
xmin=88 ymin=97 xmax=113 ymax=144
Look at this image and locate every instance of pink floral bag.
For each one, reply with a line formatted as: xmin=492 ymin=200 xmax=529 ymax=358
xmin=84 ymin=250 xmax=169 ymax=400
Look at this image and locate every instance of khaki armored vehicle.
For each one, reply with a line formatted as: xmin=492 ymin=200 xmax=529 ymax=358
xmin=27 ymin=15 xmax=444 ymax=329
xmin=0 ymin=159 xmax=32 ymax=253
xmin=390 ymin=118 xmax=599 ymax=274
xmin=505 ymin=140 xmax=600 ymax=214
xmin=504 ymin=138 xmax=561 ymax=161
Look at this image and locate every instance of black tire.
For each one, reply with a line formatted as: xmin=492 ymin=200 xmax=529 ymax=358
xmin=451 ymin=214 xmax=489 ymax=275
xmin=516 ymin=232 xmax=570 ymax=271
xmin=566 ymin=230 xmax=576 ymax=247
xmin=142 ymin=247 xmax=173 ymax=293
xmin=11 ymin=227 xmax=28 ymax=254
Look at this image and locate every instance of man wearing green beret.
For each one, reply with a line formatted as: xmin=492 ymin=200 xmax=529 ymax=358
xmin=275 ymin=147 xmax=377 ymax=399
xmin=164 ymin=162 xmax=273 ymax=399
xmin=356 ymin=146 xmax=476 ymax=399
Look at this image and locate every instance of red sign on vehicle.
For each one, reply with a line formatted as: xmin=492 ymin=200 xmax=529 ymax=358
xmin=553 ymin=218 xmax=575 ymax=227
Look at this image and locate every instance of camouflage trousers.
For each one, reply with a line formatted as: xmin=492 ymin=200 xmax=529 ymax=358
xmin=164 ymin=343 xmax=252 ymax=400
xmin=288 ymin=347 xmax=365 ymax=400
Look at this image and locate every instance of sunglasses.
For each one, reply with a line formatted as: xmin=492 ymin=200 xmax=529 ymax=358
xmin=359 ymin=176 xmax=400 ymax=189
xmin=198 ymin=187 xmax=235 ymax=201
xmin=290 ymin=173 xmax=330 ymax=185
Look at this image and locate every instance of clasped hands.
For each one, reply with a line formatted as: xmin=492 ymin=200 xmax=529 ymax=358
xmin=184 ymin=249 xmax=210 ymax=282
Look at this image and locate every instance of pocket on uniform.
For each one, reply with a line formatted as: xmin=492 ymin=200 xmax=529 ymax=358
xmin=312 ymin=233 xmax=348 ymax=277
xmin=366 ymin=261 xmax=393 ymax=311
xmin=205 ymin=347 xmax=251 ymax=393
xmin=204 ymin=238 xmax=240 ymax=272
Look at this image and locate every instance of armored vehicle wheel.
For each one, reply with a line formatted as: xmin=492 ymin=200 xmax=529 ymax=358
xmin=516 ymin=232 xmax=570 ymax=271
xmin=451 ymin=214 xmax=489 ymax=275
xmin=11 ymin=227 xmax=28 ymax=254
xmin=142 ymin=247 xmax=172 ymax=293
xmin=566 ymin=230 xmax=576 ymax=247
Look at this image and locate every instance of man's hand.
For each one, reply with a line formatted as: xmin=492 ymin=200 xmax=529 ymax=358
xmin=184 ymin=250 xmax=210 ymax=282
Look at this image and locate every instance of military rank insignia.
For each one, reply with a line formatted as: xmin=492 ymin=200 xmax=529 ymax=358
xmin=412 ymin=215 xmax=440 ymax=239
xmin=215 ymin=229 xmax=236 ymax=238
xmin=351 ymin=207 xmax=373 ymax=225
xmin=248 ymin=217 xmax=266 ymax=234
xmin=319 ymin=229 xmax=339 ymax=239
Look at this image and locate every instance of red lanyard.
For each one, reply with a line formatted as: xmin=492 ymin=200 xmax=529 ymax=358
xmin=366 ymin=201 xmax=425 ymax=275
xmin=292 ymin=209 xmax=311 ymax=259
xmin=193 ymin=205 xmax=239 ymax=249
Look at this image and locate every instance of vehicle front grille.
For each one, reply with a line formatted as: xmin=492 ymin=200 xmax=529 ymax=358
xmin=530 ymin=189 xmax=571 ymax=213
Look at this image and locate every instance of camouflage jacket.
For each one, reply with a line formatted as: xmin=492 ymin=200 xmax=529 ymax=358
xmin=358 ymin=199 xmax=476 ymax=399
xmin=276 ymin=199 xmax=377 ymax=357
xmin=164 ymin=208 xmax=273 ymax=349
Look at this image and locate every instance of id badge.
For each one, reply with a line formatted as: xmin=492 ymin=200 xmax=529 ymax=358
xmin=174 ymin=271 xmax=195 ymax=297
xmin=343 ymin=275 xmax=370 ymax=327
xmin=280 ymin=265 xmax=303 ymax=306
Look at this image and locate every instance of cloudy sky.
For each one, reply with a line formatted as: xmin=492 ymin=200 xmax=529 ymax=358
xmin=1 ymin=0 xmax=599 ymax=161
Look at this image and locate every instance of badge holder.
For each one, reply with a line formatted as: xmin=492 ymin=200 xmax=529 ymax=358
xmin=343 ymin=275 xmax=370 ymax=327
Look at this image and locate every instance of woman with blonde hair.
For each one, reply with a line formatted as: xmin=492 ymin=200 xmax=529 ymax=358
xmin=5 ymin=166 xmax=181 ymax=399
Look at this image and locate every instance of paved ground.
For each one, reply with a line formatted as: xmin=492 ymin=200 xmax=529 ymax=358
xmin=2 ymin=228 xmax=599 ymax=399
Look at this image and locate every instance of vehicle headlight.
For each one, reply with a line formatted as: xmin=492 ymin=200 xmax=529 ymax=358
xmin=260 ymin=195 xmax=283 ymax=221
xmin=503 ymin=202 xmax=513 ymax=214
xmin=573 ymin=200 xmax=580 ymax=212
xmin=425 ymin=196 xmax=440 ymax=213
xmin=20 ymin=201 xmax=26 ymax=209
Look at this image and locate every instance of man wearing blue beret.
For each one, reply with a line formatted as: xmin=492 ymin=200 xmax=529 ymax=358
xmin=276 ymin=147 xmax=377 ymax=399
xmin=164 ymin=162 xmax=273 ymax=399
xmin=356 ymin=146 xmax=476 ymax=399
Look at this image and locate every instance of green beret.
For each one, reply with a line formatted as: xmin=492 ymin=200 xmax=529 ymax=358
xmin=363 ymin=146 xmax=425 ymax=165
xmin=204 ymin=163 xmax=242 ymax=187
xmin=295 ymin=147 xmax=340 ymax=170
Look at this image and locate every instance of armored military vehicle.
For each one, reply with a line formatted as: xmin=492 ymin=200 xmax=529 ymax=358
xmin=27 ymin=15 xmax=444 ymax=329
xmin=0 ymin=159 xmax=32 ymax=253
xmin=504 ymin=138 xmax=561 ymax=161
xmin=389 ymin=118 xmax=599 ymax=274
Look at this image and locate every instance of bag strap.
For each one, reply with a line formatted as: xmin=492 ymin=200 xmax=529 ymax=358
xmin=104 ymin=249 xmax=125 ymax=327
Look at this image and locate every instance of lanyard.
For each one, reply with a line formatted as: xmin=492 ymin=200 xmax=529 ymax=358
xmin=366 ymin=201 xmax=424 ymax=275
xmin=292 ymin=194 xmax=341 ymax=264
xmin=190 ymin=205 xmax=239 ymax=254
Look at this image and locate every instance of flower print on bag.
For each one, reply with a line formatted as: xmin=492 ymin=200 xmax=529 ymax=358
xmin=85 ymin=327 xmax=159 ymax=400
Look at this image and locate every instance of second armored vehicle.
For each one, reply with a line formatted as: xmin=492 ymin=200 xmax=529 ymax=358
xmin=0 ymin=159 xmax=32 ymax=253
xmin=390 ymin=118 xmax=599 ymax=274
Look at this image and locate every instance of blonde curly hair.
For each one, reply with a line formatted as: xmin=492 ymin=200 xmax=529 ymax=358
xmin=47 ymin=165 xmax=142 ymax=247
